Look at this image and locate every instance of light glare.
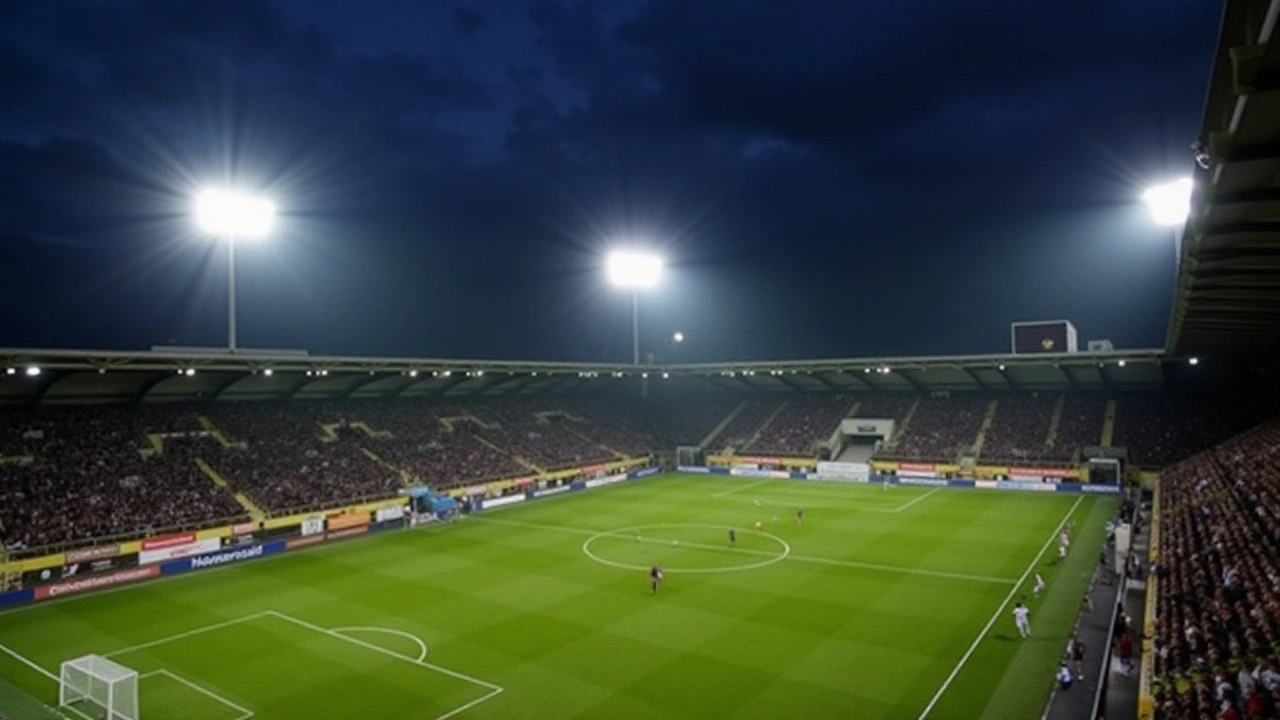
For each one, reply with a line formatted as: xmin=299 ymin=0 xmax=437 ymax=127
xmin=25 ymin=366 xmax=40 ymax=377
xmin=195 ymin=189 xmax=276 ymax=238
xmin=1141 ymin=177 xmax=1193 ymax=226
xmin=606 ymin=251 xmax=663 ymax=289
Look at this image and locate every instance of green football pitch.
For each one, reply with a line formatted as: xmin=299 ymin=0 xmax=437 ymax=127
xmin=0 ymin=474 xmax=1115 ymax=720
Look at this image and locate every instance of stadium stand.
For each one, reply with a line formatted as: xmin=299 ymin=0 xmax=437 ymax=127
xmin=0 ymin=406 xmax=248 ymax=552
xmin=881 ymin=394 xmax=988 ymax=461
xmin=748 ymin=395 xmax=851 ymax=455
xmin=850 ymin=392 xmax=915 ymax=425
xmin=1113 ymin=395 xmax=1241 ymax=468
xmin=209 ymin=403 xmax=402 ymax=514
xmin=705 ymin=399 xmax=783 ymax=452
xmin=647 ymin=397 xmax=741 ymax=448
xmin=1150 ymin=417 xmax=1280 ymax=720
xmin=979 ymin=393 xmax=1056 ymax=462
xmin=1048 ymin=393 xmax=1106 ymax=461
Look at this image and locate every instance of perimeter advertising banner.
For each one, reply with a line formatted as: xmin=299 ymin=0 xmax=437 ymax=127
xmin=33 ymin=565 xmax=160 ymax=600
xmin=816 ymin=461 xmax=870 ymax=483
xmin=897 ymin=462 xmax=937 ymax=478
xmin=138 ymin=537 xmax=222 ymax=565
xmin=326 ymin=512 xmax=370 ymax=531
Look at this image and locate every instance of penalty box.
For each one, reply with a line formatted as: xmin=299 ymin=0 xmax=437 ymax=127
xmin=101 ymin=610 xmax=502 ymax=720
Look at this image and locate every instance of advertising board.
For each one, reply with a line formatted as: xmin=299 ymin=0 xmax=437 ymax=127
xmin=816 ymin=461 xmax=870 ymax=483
xmin=482 ymin=494 xmax=526 ymax=509
xmin=139 ymin=537 xmax=222 ymax=566
xmin=33 ymin=565 xmax=160 ymax=600
xmin=585 ymin=473 xmax=628 ymax=489
xmin=326 ymin=512 xmax=370 ymax=531
xmin=140 ymin=532 xmax=197 ymax=551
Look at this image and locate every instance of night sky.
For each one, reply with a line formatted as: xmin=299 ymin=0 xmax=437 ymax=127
xmin=0 ymin=1 xmax=1218 ymax=363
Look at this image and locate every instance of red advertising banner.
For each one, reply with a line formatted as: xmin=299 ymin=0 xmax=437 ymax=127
xmin=738 ymin=456 xmax=783 ymax=466
xmin=34 ymin=565 xmax=159 ymax=600
xmin=898 ymin=462 xmax=936 ymax=473
xmin=326 ymin=512 xmax=370 ymax=531
xmin=1009 ymin=467 xmax=1073 ymax=478
xmin=513 ymin=477 xmax=535 ymax=487
xmin=231 ymin=522 xmax=256 ymax=535
xmin=65 ymin=544 xmax=122 ymax=564
xmin=286 ymin=535 xmax=325 ymax=550
xmin=326 ymin=526 xmax=369 ymax=541
xmin=141 ymin=532 xmax=197 ymax=551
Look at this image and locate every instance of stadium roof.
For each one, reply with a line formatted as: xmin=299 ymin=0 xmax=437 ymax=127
xmin=1169 ymin=0 xmax=1280 ymax=357
xmin=0 ymin=346 xmax=1200 ymax=405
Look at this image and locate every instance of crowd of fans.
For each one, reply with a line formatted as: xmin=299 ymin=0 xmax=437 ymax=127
xmin=704 ymin=400 xmax=783 ymax=452
xmin=1048 ymin=394 xmax=1107 ymax=461
xmin=748 ymin=395 xmax=851 ymax=455
xmin=1114 ymin=395 xmax=1243 ymax=468
xmin=979 ymin=393 xmax=1057 ymax=462
xmin=209 ymin=403 xmax=402 ymax=513
xmin=883 ymin=394 xmax=989 ymax=461
xmin=646 ymin=397 xmax=741 ymax=448
xmin=1151 ymin=418 xmax=1280 ymax=720
xmin=0 ymin=407 xmax=247 ymax=552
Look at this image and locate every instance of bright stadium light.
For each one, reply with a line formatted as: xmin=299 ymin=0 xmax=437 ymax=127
xmin=673 ymin=331 xmax=684 ymax=343
xmin=194 ymin=188 xmax=277 ymax=352
xmin=1189 ymin=356 xmax=1199 ymax=366
xmin=195 ymin=190 xmax=275 ymax=239
xmin=1141 ymin=177 xmax=1192 ymax=227
xmin=25 ymin=366 xmax=41 ymax=377
xmin=605 ymin=249 xmax=664 ymax=365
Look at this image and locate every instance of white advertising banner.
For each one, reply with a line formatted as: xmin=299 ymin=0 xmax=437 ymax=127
xmin=483 ymin=494 xmax=526 ymax=509
xmin=301 ymin=516 xmax=326 ymax=536
xmin=816 ymin=461 xmax=870 ymax=483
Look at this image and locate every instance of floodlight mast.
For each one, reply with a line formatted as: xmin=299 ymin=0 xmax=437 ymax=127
xmin=194 ymin=189 xmax=276 ymax=352
xmin=1142 ymin=177 xmax=1193 ymax=274
xmin=606 ymin=250 xmax=663 ymax=366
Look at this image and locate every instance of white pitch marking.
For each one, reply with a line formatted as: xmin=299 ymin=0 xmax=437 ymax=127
xmin=104 ymin=612 xmax=273 ymax=658
xmin=890 ymin=486 xmax=943 ymax=512
xmin=151 ymin=669 xmax=254 ymax=720
xmin=711 ymin=479 xmax=770 ymax=498
xmin=914 ymin=495 xmax=1085 ymax=719
xmin=265 ymin=611 xmax=503 ymax=693
xmin=482 ymin=516 xmax=1017 ymax=584
xmin=332 ymin=626 xmax=429 ymax=663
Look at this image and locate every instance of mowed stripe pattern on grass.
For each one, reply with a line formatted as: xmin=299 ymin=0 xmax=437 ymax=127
xmin=0 ymin=475 xmax=1108 ymax=720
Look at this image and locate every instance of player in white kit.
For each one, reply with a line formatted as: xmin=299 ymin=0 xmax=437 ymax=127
xmin=1013 ymin=602 xmax=1031 ymax=638
xmin=1034 ymin=573 xmax=1046 ymax=597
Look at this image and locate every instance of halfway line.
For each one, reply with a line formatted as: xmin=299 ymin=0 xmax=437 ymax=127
xmin=477 ymin=516 xmax=1016 ymax=584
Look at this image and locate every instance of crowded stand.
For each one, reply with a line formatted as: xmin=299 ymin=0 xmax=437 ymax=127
xmin=1048 ymin=393 xmax=1106 ymax=461
xmin=979 ymin=393 xmax=1056 ymax=462
xmin=748 ymin=395 xmax=851 ymax=456
xmin=209 ymin=403 xmax=402 ymax=513
xmin=705 ymin=400 xmax=783 ymax=451
xmin=1150 ymin=417 xmax=1280 ymax=720
xmin=1114 ymin=395 xmax=1242 ymax=468
xmin=849 ymin=392 xmax=917 ymax=434
xmin=479 ymin=401 xmax=618 ymax=470
xmin=882 ymin=394 xmax=988 ymax=461
xmin=0 ymin=407 xmax=247 ymax=553
xmin=316 ymin=400 xmax=527 ymax=488
xmin=647 ymin=396 xmax=740 ymax=448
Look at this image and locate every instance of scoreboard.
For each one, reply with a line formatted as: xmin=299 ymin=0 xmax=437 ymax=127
xmin=1011 ymin=320 xmax=1078 ymax=354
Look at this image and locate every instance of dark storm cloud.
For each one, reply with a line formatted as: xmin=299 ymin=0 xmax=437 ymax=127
xmin=0 ymin=0 xmax=1218 ymax=360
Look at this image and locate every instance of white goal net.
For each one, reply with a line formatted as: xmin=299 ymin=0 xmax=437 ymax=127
xmin=59 ymin=654 xmax=139 ymax=720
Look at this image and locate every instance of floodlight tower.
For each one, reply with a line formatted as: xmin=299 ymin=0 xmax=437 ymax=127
xmin=194 ymin=189 xmax=276 ymax=352
xmin=1142 ymin=177 xmax=1193 ymax=270
xmin=606 ymin=250 xmax=663 ymax=365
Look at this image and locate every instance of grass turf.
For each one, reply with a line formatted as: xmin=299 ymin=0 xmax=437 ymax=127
xmin=0 ymin=474 xmax=1115 ymax=720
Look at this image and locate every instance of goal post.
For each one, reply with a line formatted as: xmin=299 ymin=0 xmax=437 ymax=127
xmin=59 ymin=654 xmax=139 ymax=720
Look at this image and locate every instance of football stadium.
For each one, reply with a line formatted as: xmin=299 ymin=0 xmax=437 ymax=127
xmin=3 ymin=3 xmax=1280 ymax=720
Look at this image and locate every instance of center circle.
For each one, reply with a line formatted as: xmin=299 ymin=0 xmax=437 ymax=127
xmin=582 ymin=523 xmax=792 ymax=574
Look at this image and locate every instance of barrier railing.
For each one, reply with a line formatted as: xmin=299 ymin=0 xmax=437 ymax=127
xmin=1137 ymin=483 xmax=1160 ymax=720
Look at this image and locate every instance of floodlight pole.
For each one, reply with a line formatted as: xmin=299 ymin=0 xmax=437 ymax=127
xmin=226 ymin=236 xmax=238 ymax=352
xmin=631 ymin=291 xmax=640 ymax=366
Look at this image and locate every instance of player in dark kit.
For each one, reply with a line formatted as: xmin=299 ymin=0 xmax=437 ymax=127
xmin=650 ymin=565 xmax=663 ymax=594
xmin=728 ymin=529 xmax=736 ymax=546
xmin=796 ymin=508 xmax=804 ymax=524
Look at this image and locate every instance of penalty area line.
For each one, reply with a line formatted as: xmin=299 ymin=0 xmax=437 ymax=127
xmin=914 ymin=495 xmax=1084 ymax=719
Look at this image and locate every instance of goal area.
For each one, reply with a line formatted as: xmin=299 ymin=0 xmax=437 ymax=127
xmin=59 ymin=654 xmax=139 ymax=720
